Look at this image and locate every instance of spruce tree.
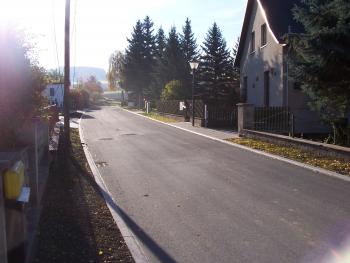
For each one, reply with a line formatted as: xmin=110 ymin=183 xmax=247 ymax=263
xmin=149 ymin=27 xmax=167 ymax=99
xmin=199 ymin=22 xmax=235 ymax=102
xmin=180 ymin=18 xmax=199 ymax=98
xmin=155 ymin=27 xmax=166 ymax=59
xmin=180 ymin=18 xmax=198 ymax=63
xmin=290 ymin=0 xmax=350 ymax=123
xmin=123 ymin=20 xmax=146 ymax=105
xmin=141 ymin=16 xmax=156 ymax=99
xmin=160 ymin=26 xmax=187 ymax=97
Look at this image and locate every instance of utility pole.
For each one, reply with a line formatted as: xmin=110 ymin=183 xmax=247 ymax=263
xmin=63 ymin=0 xmax=71 ymax=144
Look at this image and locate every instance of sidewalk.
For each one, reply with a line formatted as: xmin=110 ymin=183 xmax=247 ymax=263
xmin=170 ymin=122 xmax=238 ymax=140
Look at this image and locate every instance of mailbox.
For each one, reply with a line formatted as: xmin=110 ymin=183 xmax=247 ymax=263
xmin=3 ymin=161 xmax=25 ymax=200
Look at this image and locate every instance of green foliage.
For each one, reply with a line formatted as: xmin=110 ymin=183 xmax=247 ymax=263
xmin=0 ymin=27 xmax=48 ymax=148
xmin=199 ymin=23 xmax=236 ymax=102
xmin=122 ymin=17 xmax=157 ymax=105
xmin=289 ymin=0 xmax=350 ymax=121
xmin=70 ymin=89 xmax=90 ymax=110
xmin=180 ymin=18 xmax=199 ymax=98
xmin=147 ymin=27 xmax=167 ymax=99
xmin=47 ymin=69 xmax=64 ymax=83
xmin=161 ymin=80 xmax=184 ymax=101
xmin=107 ymin=51 xmax=125 ymax=91
xmin=159 ymin=27 xmax=187 ymax=91
xmin=82 ymin=76 xmax=103 ymax=103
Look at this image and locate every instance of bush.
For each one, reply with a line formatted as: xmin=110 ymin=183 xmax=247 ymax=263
xmin=70 ymin=89 xmax=90 ymax=110
xmin=161 ymin=80 xmax=183 ymax=101
xmin=0 ymin=28 xmax=47 ymax=149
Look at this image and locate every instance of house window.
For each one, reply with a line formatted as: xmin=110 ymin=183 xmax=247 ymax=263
xmin=50 ymin=87 xmax=55 ymax=97
xmin=261 ymin=24 xmax=267 ymax=46
xmin=250 ymin=31 xmax=255 ymax=53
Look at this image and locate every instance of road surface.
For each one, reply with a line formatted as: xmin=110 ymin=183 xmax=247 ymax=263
xmin=81 ymin=106 xmax=350 ymax=263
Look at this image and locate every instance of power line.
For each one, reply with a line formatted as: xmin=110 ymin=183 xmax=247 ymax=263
xmin=72 ymin=0 xmax=78 ymax=87
xmin=51 ymin=0 xmax=61 ymax=78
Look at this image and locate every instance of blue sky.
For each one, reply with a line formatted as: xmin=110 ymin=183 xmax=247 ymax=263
xmin=0 ymin=0 xmax=247 ymax=71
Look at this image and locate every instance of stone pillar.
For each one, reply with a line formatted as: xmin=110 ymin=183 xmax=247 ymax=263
xmin=237 ymin=103 xmax=255 ymax=135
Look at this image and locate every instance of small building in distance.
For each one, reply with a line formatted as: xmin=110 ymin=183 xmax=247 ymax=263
xmin=42 ymin=83 xmax=64 ymax=108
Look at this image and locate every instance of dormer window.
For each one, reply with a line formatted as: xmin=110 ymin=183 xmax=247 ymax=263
xmin=250 ymin=31 xmax=255 ymax=53
xmin=261 ymin=24 xmax=267 ymax=46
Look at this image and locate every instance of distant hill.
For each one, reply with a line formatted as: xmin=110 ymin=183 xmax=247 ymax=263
xmin=55 ymin=66 xmax=108 ymax=90
xmin=58 ymin=66 xmax=107 ymax=83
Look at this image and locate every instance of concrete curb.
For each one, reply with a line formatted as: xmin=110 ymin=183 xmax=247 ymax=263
xmin=121 ymin=107 xmax=350 ymax=182
xmin=78 ymin=113 xmax=149 ymax=263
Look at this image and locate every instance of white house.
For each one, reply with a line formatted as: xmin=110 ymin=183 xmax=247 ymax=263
xmin=234 ymin=0 xmax=330 ymax=134
xmin=42 ymin=83 xmax=64 ymax=108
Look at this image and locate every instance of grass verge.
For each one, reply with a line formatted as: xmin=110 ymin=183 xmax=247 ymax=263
xmin=227 ymin=138 xmax=350 ymax=176
xmin=142 ymin=112 xmax=178 ymax=123
xmin=34 ymin=128 xmax=134 ymax=263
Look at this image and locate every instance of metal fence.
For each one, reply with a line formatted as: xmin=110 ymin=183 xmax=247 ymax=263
xmin=156 ymin=100 xmax=185 ymax=116
xmin=206 ymin=105 xmax=238 ymax=128
xmin=254 ymin=107 xmax=291 ymax=134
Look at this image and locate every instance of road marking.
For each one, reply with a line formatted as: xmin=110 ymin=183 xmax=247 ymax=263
xmin=121 ymin=107 xmax=350 ymax=182
xmin=78 ymin=113 xmax=150 ymax=263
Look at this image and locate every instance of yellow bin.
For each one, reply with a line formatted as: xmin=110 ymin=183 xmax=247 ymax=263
xmin=3 ymin=161 xmax=25 ymax=200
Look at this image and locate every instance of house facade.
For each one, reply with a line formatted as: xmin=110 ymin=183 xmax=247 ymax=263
xmin=42 ymin=83 xmax=64 ymax=108
xmin=235 ymin=0 xmax=330 ymax=133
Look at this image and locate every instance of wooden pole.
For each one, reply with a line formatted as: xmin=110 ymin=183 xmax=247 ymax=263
xmin=63 ymin=0 xmax=71 ymax=144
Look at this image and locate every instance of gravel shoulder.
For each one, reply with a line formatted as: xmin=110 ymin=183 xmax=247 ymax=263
xmin=33 ymin=127 xmax=134 ymax=263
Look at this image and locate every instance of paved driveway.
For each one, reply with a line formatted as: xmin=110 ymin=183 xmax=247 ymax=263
xmin=81 ymin=106 xmax=350 ymax=263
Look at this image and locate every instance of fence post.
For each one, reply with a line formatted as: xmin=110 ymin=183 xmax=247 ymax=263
xmin=290 ymin=113 xmax=295 ymax=138
xmin=237 ymin=103 xmax=255 ymax=135
xmin=204 ymin=104 xmax=208 ymax=128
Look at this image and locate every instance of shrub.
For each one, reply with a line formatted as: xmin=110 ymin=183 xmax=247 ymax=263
xmin=161 ymin=80 xmax=183 ymax=101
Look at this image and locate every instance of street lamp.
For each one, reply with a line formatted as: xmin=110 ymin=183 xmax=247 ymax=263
xmin=189 ymin=60 xmax=199 ymax=126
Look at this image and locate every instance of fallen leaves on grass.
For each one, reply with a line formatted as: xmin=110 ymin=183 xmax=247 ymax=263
xmin=142 ymin=112 xmax=178 ymax=123
xmin=227 ymin=138 xmax=350 ymax=176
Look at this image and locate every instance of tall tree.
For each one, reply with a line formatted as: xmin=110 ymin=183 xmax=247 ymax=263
xmin=180 ymin=18 xmax=198 ymax=63
xmin=199 ymin=22 xmax=235 ymax=102
xmin=123 ymin=20 xmax=146 ymax=105
xmin=159 ymin=26 xmax=187 ymax=98
xmin=149 ymin=27 xmax=167 ymax=99
xmin=289 ymin=0 xmax=350 ymax=143
xmin=107 ymin=51 xmax=125 ymax=91
xmin=155 ymin=27 xmax=166 ymax=59
xmin=180 ymin=18 xmax=199 ymax=98
xmin=142 ymin=16 xmax=157 ymax=97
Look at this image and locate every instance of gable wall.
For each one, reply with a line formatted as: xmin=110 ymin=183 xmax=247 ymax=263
xmin=239 ymin=0 xmax=285 ymax=107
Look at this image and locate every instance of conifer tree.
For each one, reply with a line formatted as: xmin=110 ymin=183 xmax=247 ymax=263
xmin=155 ymin=27 xmax=166 ymax=59
xmin=160 ymin=26 xmax=187 ymax=96
xmin=290 ymin=0 xmax=350 ymax=123
xmin=149 ymin=27 xmax=167 ymax=99
xmin=123 ymin=20 xmax=146 ymax=105
xmin=199 ymin=23 xmax=235 ymax=102
xmin=142 ymin=16 xmax=157 ymax=95
xmin=180 ymin=18 xmax=199 ymax=98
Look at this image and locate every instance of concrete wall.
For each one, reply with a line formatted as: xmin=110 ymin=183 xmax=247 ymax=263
xmin=240 ymin=0 xmax=285 ymax=107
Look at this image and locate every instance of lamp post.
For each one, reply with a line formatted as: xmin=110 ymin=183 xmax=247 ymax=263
xmin=189 ymin=60 xmax=199 ymax=126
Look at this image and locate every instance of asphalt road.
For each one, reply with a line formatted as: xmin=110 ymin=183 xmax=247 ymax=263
xmin=81 ymin=106 xmax=350 ymax=263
